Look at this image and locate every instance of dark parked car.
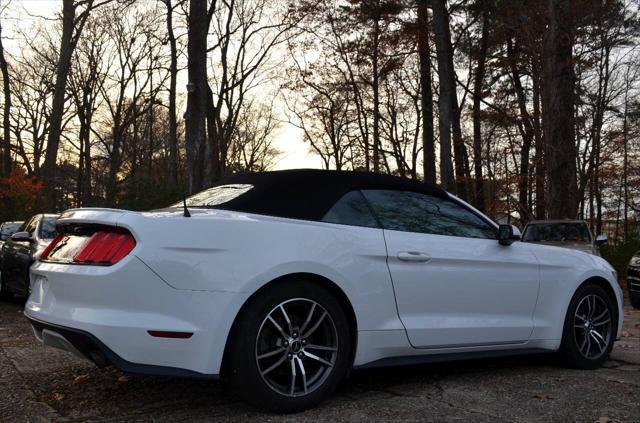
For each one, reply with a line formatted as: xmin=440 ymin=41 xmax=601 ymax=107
xmin=627 ymin=251 xmax=640 ymax=309
xmin=522 ymin=220 xmax=607 ymax=256
xmin=0 ymin=214 xmax=57 ymax=299
xmin=0 ymin=221 xmax=24 ymax=250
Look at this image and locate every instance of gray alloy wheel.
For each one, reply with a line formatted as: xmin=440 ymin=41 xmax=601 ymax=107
xmin=255 ymin=298 xmax=338 ymax=397
xmin=573 ymin=294 xmax=612 ymax=360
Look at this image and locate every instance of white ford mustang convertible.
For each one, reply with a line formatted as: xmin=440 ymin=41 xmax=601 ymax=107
xmin=25 ymin=169 xmax=623 ymax=412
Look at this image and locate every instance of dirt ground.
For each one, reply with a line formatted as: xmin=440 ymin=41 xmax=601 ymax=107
xmin=0 ymin=292 xmax=638 ymax=422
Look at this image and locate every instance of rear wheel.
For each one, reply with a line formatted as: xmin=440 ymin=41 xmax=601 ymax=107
xmin=561 ymin=283 xmax=616 ymax=369
xmin=225 ymin=280 xmax=352 ymax=412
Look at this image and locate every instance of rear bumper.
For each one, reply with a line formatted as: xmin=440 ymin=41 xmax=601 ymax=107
xmin=25 ymin=256 xmax=246 ymax=376
xmin=27 ymin=315 xmax=217 ymax=379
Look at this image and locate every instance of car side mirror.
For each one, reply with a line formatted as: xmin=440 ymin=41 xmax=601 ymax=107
xmin=498 ymin=224 xmax=521 ymax=246
xmin=595 ymin=234 xmax=608 ymax=245
xmin=10 ymin=231 xmax=33 ymax=243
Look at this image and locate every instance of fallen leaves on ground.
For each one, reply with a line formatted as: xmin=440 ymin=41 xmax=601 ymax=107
xmin=533 ymin=393 xmax=553 ymax=400
xmin=117 ymin=375 xmax=131 ymax=384
xmin=73 ymin=374 xmax=90 ymax=384
xmin=51 ymin=393 xmax=65 ymax=401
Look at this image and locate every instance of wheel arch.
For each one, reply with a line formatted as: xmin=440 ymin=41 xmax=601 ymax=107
xmin=576 ymin=276 xmax=620 ymax=328
xmin=220 ymin=272 xmax=358 ymax=377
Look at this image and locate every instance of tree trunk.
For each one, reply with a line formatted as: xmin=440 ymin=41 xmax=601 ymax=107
xmin=431 ymin=0 xmax=455 ymax=192
xmin=532 ymin=64 xmax=545 ymax=219
xmin=185 ymin=0 xmax=211 ymax=193
xmin=206 ymin=85 xmax=221 ymax=181
xmin=164 ymin=0 xmax=179 ymax=186
xmin=42 ymin=0 xmax=78 ymax=209
xmin=622 ymin=73 xmax=629 ymax=241
xmin=82 ymin=109 xmax=92 ymax=205
xmin=372 ymin=10 xmax=381 ymax=173
xmin=472 ymin=8 xmax=489 ymax=210
xmin=417 ymin=0 xmax=435 ymax=185
xmin=542 ymin=0 xmax=578 ymax=219
xmin=0 ymin=21 xmax=11 ymax=177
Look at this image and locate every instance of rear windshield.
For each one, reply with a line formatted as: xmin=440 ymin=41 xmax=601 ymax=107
xmin=39 ymin=217 xmax=58 ymax=240
xmin=0 ymin=222 xmax=22 ymax=240
xmin=171 ymin=184 xmax=254 ymax=208
xmin=523 ymin=223 xmax=591 ymax=243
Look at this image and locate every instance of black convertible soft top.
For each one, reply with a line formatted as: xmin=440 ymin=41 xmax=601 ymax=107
xmin=206 ymin=169 xmax=448 ymax=221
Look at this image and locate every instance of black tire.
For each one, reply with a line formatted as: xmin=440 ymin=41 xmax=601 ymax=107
xmin=0 ymin=271 xmax=12 ymax=301
xmin=560 ymin=283 xmax=616 ymax=369
xmin=224 ymin=279 xmax=352 ymax=413
xmin=630 ymin=291 xmax=640 ymax=309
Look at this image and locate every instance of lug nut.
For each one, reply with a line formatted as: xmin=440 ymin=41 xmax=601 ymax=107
xmin=298 ymin=352 xmax=304 ymax=358
xmin=293 ymin=332 xmax=298 ymax=338
xmin=283 ymin=340 xmax=289 ymax=347
xmin=288 ymin=353 xmax=293 ymax=359
xmin=301 ymin=339 xmax=307 ymax=345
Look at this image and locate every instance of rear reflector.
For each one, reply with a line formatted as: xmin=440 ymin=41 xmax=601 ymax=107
xmin=147 ymin=331 xmax=193 ymax=339
xmin=40 ymin=227 xmax=136 ymax=266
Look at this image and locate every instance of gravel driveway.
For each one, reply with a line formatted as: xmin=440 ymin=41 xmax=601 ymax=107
xmin=1 ymin=295 xmax=638 ymax=422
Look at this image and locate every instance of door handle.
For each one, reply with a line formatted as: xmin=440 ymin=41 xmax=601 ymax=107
xmin=397 ymin=251 xmax=431 ymax=262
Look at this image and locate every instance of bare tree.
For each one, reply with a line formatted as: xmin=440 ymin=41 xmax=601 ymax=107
xmin=68 ymin=13 xmax=111 ymax=206
xmin=471 ymin=4 xmax=489 ymax=211
xmin=226 ymin=100 xmax=280 ymax=172
xmin=205 ymin=0 xmax=300 ymax=179
xmin=42 ymin=0 xmax=112 ymax=209
xmin=161 ymin=0 xmax=183 ymax=186
xmin=90 ymin=4 xmax=168 ymax=205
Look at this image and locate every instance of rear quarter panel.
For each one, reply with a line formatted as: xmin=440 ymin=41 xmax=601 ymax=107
xmin=122 ymin=210 xmax=404 ymax=333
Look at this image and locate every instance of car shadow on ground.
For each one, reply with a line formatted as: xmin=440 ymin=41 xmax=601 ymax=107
xmin=3 ymin=298 xmax=638 ymax=421
xmin=25 ymin=352 xmax=563 ymax=419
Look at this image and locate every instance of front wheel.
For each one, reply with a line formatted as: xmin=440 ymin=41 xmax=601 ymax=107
xmin=224 ymin=280 xmax=352 ymax=412
xmin=560 ymin=283 xmax=616 ymax=369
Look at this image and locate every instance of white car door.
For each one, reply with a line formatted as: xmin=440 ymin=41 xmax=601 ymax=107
xmin=363 ymin=190 xmax=540 ymax=349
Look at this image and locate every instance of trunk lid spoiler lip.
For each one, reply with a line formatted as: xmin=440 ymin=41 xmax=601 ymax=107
xmin=56 ymin=208 xmax=132 ymax=228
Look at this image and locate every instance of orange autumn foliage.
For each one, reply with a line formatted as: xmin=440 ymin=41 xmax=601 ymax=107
xmin=0 ymin=168 xmax=43 ymax=221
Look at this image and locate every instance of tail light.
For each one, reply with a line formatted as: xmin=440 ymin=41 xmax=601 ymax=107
xmin=40 ymin=227 xmax=136 ymax=266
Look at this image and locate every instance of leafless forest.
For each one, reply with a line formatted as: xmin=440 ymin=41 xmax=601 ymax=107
xmin=0 ymin=0 xmax=639 ymax=242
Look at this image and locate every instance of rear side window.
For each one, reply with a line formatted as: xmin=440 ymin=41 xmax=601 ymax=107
xmin=322 ymin=191 xmax=379 ymax=228
xmin=174 ymin=184 xmax=253 ymax=208
xmin=39 ymin=217 xmax=57 ymax=240
xmin=362 ymin=190 xmax=496 ymax=239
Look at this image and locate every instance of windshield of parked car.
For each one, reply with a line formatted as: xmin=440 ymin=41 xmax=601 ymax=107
xmin=0 ymin=222 xmax=22 ymax=240
xmin=171 ymin=184 xmax=254 ymax=208
xmin=522 ymin=222 xmax=591 ymax=243
xmin=39 ymin=217 xmax=57 ymax=240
